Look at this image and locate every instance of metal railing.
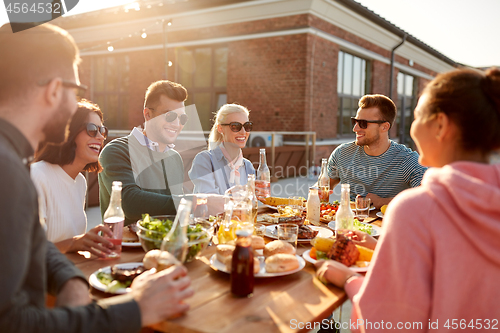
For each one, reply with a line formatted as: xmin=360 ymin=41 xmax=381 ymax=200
xmin=267 ymin=131 xmax=316 ymax=180
xmin=106 ymin=130 xmax=317 ymax=180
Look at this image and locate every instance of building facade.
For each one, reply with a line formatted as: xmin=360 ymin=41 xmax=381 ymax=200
xmin=57 ymin=0 xmax=457 ymax=150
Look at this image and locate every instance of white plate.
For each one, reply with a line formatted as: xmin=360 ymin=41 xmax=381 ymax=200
xmin=327 ymin=221 xmax=381 ymax=237
xmin=302 ymin=249 xmax=368 ymax=273
xmin=209 ymin=254 xmax=305 ymax=277
xmin=262 ymin=204 xmax=278 ymax=210
xmin=122 ymin=241 xmax=142 ymax=247
xmin=89 ymin=262 xmax=144 ymax=294
xmin=265 ymin=225 xmax=333 ymax=242
xmin=376 ymin=212 xmax=384 ymax=218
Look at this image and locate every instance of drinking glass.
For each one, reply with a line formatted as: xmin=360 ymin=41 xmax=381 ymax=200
xmin=289 ymin=196 xmax=305 ymax=207
xmin=355 ymin=197 xmax=371 ymax=221
xmin=277 ymin=223 xmax=299 ymax=248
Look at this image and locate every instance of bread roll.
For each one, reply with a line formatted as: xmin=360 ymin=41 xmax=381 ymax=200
xmin=122 ymin=225 xmax=139 ymax=242
xmin=216 ymin=244 xmax=235 ymax=263
xmin=143 ymin=249 xmax=180 ymax=270
xmin=263 ymin=240 xmax=295 ymax=258
xmin=224 ymin=255 xmax=261 ymax=274
xmin=265 ymin=254 xmax=299 ymax=273
xmin=251 ymin=235 xmax=265 ymax=250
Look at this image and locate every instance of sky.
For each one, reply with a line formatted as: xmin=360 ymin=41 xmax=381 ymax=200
xmin=0 ymin=0 xmax=498 ymax=67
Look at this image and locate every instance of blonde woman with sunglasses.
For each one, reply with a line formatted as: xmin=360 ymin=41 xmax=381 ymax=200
xmin=189 ymin=104 xmax=255 ymax=195
xmin=31 ymin=100 xmax=115 ymax=257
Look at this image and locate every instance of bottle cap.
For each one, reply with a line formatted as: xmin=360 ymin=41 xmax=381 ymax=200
xmin=235 ymin=229 xmax=252 ymax=238
xmin=112 ymin=181 xmax=122 ymax=190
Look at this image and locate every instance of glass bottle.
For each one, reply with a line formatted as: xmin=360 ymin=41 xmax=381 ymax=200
xmin=247 ymin=174 xmax=259 ymax=223
xmin=318 ymin=158 xmax=330 ymax=203
xmin=256 ymin=148 xmax=271 ymax=198
xmin=102 ymin=181 xmax=125 ymax=258
xmin=306 ymin=186 xmax=320 ymax=225
xmin=218 ymin=200 xmax=235 ymax=244
xmin=231 ymin=229 xmax=254 ymax=297
xmin=160 ymin=198 xmax=192 ymax=264
xmin=335 ymin=184 xmax=355 ymax=236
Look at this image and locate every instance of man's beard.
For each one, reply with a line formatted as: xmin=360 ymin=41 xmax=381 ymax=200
xmin=42 ymin=95 xmax=73 ymax=144
xmin=355 ymin=132 xmax=380 ymax=147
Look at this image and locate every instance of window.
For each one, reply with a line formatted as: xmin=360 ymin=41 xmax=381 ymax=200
xmin=337 ymin=51 xmax=368 ymax=136
xmin=176 ymin=46 xmax=228 ymax=131
xmin=92 ymin=55 xmax=130 ymax=129
xmin=396 ymin=72 xmax=416 ymax=146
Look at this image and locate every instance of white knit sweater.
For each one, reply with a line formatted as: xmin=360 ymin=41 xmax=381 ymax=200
xmin=31 ymin=161 xmax=87 ymax=242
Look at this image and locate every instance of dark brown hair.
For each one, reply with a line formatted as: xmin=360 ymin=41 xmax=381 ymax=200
xmin=144 ymin=80 xmax=188 ymax=109
xmin=35 ymin=99 xmax=104 ymax=173
xmin=0 ymin=23 xmax=80 ymax=103
xmin=422 ymin=67 xmax=500 ymax=154
xmin=358 ymin=94 xmax=397 ymax=128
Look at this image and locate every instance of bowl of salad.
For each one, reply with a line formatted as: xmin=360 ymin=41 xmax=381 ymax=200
xmin=136 ymin=214 xmax=212 ymax=262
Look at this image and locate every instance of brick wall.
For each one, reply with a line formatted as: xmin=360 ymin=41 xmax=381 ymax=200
xmin=76 ymin=13 xmax=441 ymax=140
xmin=227 ymin=34 xmax=308 ymax=133
xmin=306 ymin=35 xmax=339 ymax=138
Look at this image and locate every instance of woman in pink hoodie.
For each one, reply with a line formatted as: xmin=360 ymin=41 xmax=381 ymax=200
xmin=316 ymin=67 xmax=500 ymax=332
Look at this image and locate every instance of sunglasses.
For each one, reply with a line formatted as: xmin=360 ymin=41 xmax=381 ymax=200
xmin=351 ymin=117 xmax=387 ymax=129
xmin=38 ymin=79 xmax=88 ymax=101
xmin=148 ymin=107 xmax=189 ymax=125
xmin=220 ymin=121 xmax=253 ymax=132
xmin=62 ymin=80 xmax=88 ymax=101
xmin=85 ymin=123 xmax=108 ymax=139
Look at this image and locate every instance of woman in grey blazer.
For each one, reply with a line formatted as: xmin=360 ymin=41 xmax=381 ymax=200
xmin=189 ymin=104 xmax=255 ymax=194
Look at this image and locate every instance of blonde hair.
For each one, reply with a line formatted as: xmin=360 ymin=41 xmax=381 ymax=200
xmin=208 ymin=104 xmax=250 ymax=150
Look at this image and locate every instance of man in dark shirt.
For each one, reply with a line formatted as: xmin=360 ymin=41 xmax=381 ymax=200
xmin=0 ymin=23 xmax=193 ymax=332
xmin=99 ymin=80 xmax=188 ymax=225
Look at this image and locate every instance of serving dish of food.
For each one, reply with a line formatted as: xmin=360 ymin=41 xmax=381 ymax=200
xmin=89 ymin=262 xmax=145 ymax=294
xmin=209 ymin=254 xmax=305 ymax=278
xmin=327 ymin=219 xmax=381 ymax=237
xmin=121 ymin=225 xmax=142 ymax=247
xmin=136 ymin=214 xmax=211 ymax=262
xmin=304 ymin=234 xmax=374 ymax=272
xmin=210 ymin=239 xmax=305 ymax=277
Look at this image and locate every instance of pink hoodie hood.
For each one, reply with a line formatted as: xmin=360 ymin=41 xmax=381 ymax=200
xmin=422 ymin=161 xmax=500 ymax=265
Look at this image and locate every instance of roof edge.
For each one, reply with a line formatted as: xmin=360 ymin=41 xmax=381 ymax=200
xmin=333 ymin=0 xmax=458 ymax=67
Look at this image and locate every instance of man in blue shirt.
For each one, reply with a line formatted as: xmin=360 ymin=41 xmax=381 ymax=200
xmin=327 ymin=94 xmax=427 ymax=208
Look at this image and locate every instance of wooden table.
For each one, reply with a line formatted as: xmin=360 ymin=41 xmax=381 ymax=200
xmin=66 ymin=239 xmax=347 ymax=333
xmin=67 ymin=207 xmax=384 ymax=333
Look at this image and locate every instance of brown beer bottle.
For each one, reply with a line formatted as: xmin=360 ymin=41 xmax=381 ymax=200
xmin=231 ymin=229 xmax=254 ymax=297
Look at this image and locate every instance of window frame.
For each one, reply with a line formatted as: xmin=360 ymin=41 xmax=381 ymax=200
xmin=175 ymin=45 xmax=228 ymax=131
xmin=336 ymin=51 xmax=370 ymax=137
xmin=396 ymin=71 xmax=417 ymax=147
